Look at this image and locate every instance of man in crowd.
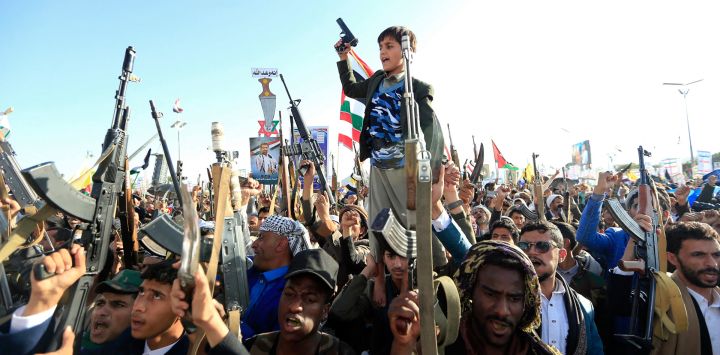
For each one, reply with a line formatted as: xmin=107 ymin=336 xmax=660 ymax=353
xmin=388 ymin=241 xmax=560 ymax=354
xmin=518 ymin=221 xmax=604 ymax=354
xmin=243 ymin=215 xmax=311 ymax=339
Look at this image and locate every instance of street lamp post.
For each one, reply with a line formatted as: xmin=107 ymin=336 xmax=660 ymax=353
xmin=170 ymin=120 xmax=187 ymax=160
xmin=662 ymin=79 xmax=703 ymax=174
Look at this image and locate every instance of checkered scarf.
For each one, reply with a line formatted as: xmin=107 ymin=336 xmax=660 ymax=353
xmin=259 ymin=215 xmax=311 ymax=256
xmin=453 ymin=240 xmax=542 ymax=333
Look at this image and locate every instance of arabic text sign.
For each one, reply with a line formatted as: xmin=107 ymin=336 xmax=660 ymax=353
xmin=251 ymin=68 xmax=278 ymax=78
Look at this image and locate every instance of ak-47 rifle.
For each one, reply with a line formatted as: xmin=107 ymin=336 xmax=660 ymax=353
xmin=532 ymin=153 xmax=546 ymax=222
xmin=400 ymin=33 xmax=437 ymax=354
xmin=279 ymin=74 xmax=335 ymax=206
xmin=561 ymin=167 xmax=571 ymax=223
xmin=118 ymin=158 xmax=139 ymax=269
xmin=447 ymin=123 xmax=460 ymax=168
xmin=24 ymin=46 xmax=138 ymax=352
xmin=353 ymin=143 xmax=365 ymax=203
xmin=613 ymin=147 xmax=660 ymax=351
xmin=331 ymin=154 xmax=338 ymax=203
xmin=278 ymin=112 xmax=293 ymax=215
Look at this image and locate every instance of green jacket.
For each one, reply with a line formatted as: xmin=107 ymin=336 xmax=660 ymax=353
xmin=336 ymin=59 xmax=445 ymax=177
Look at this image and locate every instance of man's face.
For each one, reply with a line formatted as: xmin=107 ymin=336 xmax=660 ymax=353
xmin=89 ymin=292 xmax=135 ymax=344
xmin=379 ymin=36 xmax=403 ymax=75
xmin=383 ymin=251 xmax=408 ymax=284
xmin=549 ymin=196 xmax=563 ymax=211
xmin=490 ymin=227 xmax=514 ymax=244
xmin=278 ymin=275 xmax=330 ymax=343
xmin=670 ymin=239 xmax=720 ymax=288
xmin=145 ymin=202 xmax=155 ymax=212
xmin=471 ymin=264 xmax=525 ymax=348
xmin=248 ymin=215 xmax=259 ymax=231
xmin=519 ymin=230 xmax=566 ymax=282
xmin=252 ymin=231 xmax=286 ymax=271
xmin=601 ymin=209 xmax=615 ymax=227
xmin=131 ymin=280 xmax=179 ymax=340
xmin=258 ymin=211 xmax=270 ymax=225
xmin=260 ymin=143 xmax=269 ymax=155
xmin=473 ymin=210 xmax=489 ymax=224
xmin=510 ymin=212 xmax=526 ymax=229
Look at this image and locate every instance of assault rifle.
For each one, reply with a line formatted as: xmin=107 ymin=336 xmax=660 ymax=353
xmin=447 ymin=124 xmax=460 ymax=168
xmin=279 ymin=74 xmax=335 ymax=206
xmin=400 ymin=33 xmax=437 ymax=354
xmin=532 ymin=153 xmax=546 ymax=221
xmin=469 ymin=142 xmax=485 ymax=186
xmin=613 ymin=146 xmax=660 ymax=351
xmin=353 ymin=142 xmax=365 ymax=203
xmin=26 ymin=46 xmax=138 ymax=352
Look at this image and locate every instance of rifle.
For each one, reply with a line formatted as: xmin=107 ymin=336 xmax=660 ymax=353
xmin=352 ymin=143 xmax=365 ymax=203
xmin=532 ymin=153 xmax=546 ymax=221
xmin=278 ymin=74 xmax=335 ymax=206
xmin=561 ymin=167 xmax=571 ymax=223
xmin=400 ymin=33 xmax=437 ymax=354
xmin=331 ymin=153 xmax=338 ymax=203
xmin=614 ymin=146 xmax=660 ymax=351
xmin=25 ymin=46 xmax=138 ymax=352
xmin=278 ymin=112 xmax=293 ymax=215
xmin=447 ymin=123 xmax=460 ymax=168
xmin=149 ymin=100 xmax=183 ymax=210
xmin=118 ymin=158 xmax=139 ymax=269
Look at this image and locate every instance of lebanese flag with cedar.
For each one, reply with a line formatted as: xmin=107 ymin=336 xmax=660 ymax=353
xmin=338 ymin=49 xmax=374 ymax=150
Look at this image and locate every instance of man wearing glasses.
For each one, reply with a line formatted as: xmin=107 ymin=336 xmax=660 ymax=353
xmin=517 ymin=221 xmax=604 ymax=354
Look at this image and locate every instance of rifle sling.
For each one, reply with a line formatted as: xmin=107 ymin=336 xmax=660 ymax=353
xmin=0 ymin=204 xmax=55 ymax=261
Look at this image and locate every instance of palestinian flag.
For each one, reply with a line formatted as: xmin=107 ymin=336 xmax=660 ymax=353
xmin=492 ymin=140 xmax=518 ymax=170
xmin=338 ymin=49 xmax=374 ymax=150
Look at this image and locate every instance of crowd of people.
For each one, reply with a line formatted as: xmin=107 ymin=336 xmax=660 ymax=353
xmin=0 ymin=25 xmax=718 ymax=355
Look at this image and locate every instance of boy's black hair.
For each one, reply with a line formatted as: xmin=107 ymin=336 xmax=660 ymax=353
xmin=550 ymin=221 xmax=578 ymax=250
xmin=519 ymin=221 xmax=564 ymax=248
xmin=377 ymin=26 xmax=416 ymax=52
xmin=258 ymin=206 xmax=270 ymax=215
xmin=666 ymin=221 xmax=719 ymax=254
xmin=140 ymin=259 xmax=178 ymax=285
xmin=490 ymin=217 xmax=520 ymax=243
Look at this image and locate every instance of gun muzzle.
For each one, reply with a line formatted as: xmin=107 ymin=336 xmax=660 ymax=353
xmin=123 ymin=46 xmax=136 ymax=73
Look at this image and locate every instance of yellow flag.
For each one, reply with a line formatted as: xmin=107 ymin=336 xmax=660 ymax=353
xmin=524 ymin=163 xmax=534 ymax=182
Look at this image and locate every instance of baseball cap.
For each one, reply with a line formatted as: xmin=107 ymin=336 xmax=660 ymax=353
xmin=285 ymin=249 xmax=338 ymax=292
xmin=95 ymin=269 xmax=142 ymax=294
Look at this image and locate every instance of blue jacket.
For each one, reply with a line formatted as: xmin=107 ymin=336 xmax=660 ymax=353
xmin=575 ymin=193 xmax=630 ymax=270
xmin=578 ymin=290 xmax=605 ymax=355
xmin=0 ymin=311 xmax=53 ymax=355
xmin=432 ymin=216 xmax=471 ymax=265
xmin=241 ymin=265 xmax=288 ymax=340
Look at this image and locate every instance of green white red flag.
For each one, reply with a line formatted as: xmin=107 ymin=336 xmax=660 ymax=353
xmin=492 ymin=139 xmax=518 ymax=170
xmin=338 ymin=49 xmax=373 ymax=150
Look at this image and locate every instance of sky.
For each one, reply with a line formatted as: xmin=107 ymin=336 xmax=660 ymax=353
xmin=2 ymin=1 xmax=719 ymax=186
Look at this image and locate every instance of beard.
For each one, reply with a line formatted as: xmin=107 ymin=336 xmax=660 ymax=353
xmin=538 ymin=272 xmax=552 ymax=282
xmin=678 ymin=258 xmax=720 ymax=288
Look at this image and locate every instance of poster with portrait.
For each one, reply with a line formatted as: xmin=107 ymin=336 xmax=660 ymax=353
xmin=571 ymin=140 xmax=592 ymax=168
xmin=249 ymin=137 xmax=280 ymax=185
xmin=697 ymin=150 xmax=712 ymax=175
xmin=292 ymin=126 xmax=329 ymax=191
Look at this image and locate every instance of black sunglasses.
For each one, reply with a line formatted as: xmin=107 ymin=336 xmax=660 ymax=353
xmin=517 ymin=241 xmax=557 ymax=253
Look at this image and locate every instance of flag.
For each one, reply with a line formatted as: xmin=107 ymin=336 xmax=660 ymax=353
xmin=338 ymin=49 xmax=373 ymax=150
xmin=491 ymin=140 xmax=518 ymax=170
xmin=172 ymin=98 xmax=184 ymax=113
xmin=523 ymin=163 xmax=534 ymax=182
xmin=0 ymin=107 xmax=13 ymax=141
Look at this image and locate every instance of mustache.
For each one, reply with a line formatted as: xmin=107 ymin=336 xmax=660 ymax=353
xmin=487 ymin=315 xmax=514 ymax=328
xmin=698 ymin=268 xmax=719 ymax=275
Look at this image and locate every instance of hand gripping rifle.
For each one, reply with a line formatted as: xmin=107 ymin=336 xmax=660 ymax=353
xmin=612 ymin=147 xmax=661 ymax=351
xmin=447 ymin=124 xmax=460 ymax=168
xmin=400 ymin=33 xmax=438 ymax=354
xmin=22 ymin=46 xmax=138 ymax=352
xmin=279 ymin=74 xmax=335 ymax=206
xmin=532 ymin=153 xmax=547 ymax=222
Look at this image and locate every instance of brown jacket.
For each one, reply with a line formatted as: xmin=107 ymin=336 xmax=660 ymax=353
xmin=652 ymin=272 xmax=719 ymax=355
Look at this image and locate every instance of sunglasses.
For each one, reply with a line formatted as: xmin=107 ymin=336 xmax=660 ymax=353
xmin=517 ymin=241 xmax=557 ymax=253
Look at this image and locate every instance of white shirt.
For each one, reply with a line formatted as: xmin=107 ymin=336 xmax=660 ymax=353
xmin=541 ymin=280 xmax=569 ymax=354
xmin=143 ymin=339 xmax=180 ymax=355
xmin=686 ymin=287 xmax=720 ymax=355
xmin=9 ymin=305 xmax=57 ymax=334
